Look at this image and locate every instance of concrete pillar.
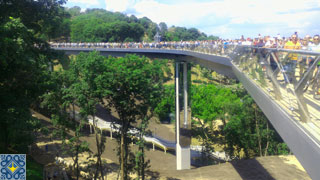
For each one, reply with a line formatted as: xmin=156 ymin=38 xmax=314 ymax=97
xmin=183 ymin=63 xmax=188 ymax=128
xmin=176 ymin=62 xmax=180 ymax=147
xmin=176 ymin=62 xmax=191 ymax=170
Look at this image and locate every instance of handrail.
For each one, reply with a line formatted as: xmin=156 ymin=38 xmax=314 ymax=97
xmin=51 ymin=43 xmax=320 ymax=56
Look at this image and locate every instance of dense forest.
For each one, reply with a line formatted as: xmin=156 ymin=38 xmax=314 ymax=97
xmin=55 ymin=6 xmax=219 ymax=42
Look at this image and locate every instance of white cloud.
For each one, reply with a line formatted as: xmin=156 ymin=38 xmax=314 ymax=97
xmin=104 ymin=0 xmax=320 ymax=38
xmin=132 ymin=0 xmax=218 ymax=26
xmin=69 ymin=0 xmax=100 ymax=5
xmin=105 ymin=0 xmax=138 ymax=12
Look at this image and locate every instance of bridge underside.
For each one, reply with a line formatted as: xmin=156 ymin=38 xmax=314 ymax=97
xmin=58 ymin=48 xmax=235 ymax=79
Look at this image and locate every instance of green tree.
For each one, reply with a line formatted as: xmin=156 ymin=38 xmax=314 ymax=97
xmin=128 ymin=15 xmax=138 ymax=23
xmin=189 ymin=83 xmax=288 ymax=160
xmin=154 ymin=85 xmax=175 ymax=123
xmin=207 ymin=35 xmax=219 ymax=41
xmin=67 ymin=6 xmax=82 ymax=17
xmin=187 ymin=28 xmax=201 ymax=40
xmin=41 ymin=68 xmax=91 ymax=180
xmin=68 ymin=51 xmax=107 ymax=179
xmin=67 ymin=7 xmax=219 ymax=42
xmin=224 ymin=94 xmax=289 ymax=159
xmin=191 ymin=84 xmax=240 ymax=159
xmin=0 ymin=0 xmax=68 ymax=152
xmin=101 ymin=55 xmax=165 ymax=180
xmin=138 ymin=17 xmax=152 ymax=30
xmin=159 ymin=22 xmax=168 ymax=40
xmin=0 ymin=13 xmax=62 ymax=153
xmin=70 ymin=10 xmax=144 ymax=42
xmin=1 ymin=0 xmax=69 ymax=41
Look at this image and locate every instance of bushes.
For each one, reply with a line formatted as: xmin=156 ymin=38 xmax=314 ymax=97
xmin=154 ymin=83 xmax=289 ymax=159
xmin=154 ymin=85 xmax=175 ymax=123
xmin=26 ymin=156 xmax=43 ymax=180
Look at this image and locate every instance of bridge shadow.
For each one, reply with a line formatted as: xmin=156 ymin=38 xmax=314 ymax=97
xmin=95 ymin=104 xmax=120 ymax=123
xmin=165 ymin=177 xmax=180 ymax=180
xmin=145 ymin=170 xmax=181 ymax=180
xmin=231 ymin=158 xmax=275 ymax=180
xmin=146 ymin=170 xmax=160 ymax=179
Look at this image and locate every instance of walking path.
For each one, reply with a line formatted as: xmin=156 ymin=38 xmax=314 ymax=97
xmin=85 ymin=111 xmax=229 ymax=160
xmin=32 ymin=111 xmax=311 ymax=179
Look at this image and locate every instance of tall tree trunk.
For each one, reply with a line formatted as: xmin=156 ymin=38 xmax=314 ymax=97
xmin=72 ymin=103 xmax=76 ymax=122
xmin=4 ymin=123 xmax=8 ymax=152
xmin=141 ymin=146 xmax=145 ymax=180
xmin=120 ymin=131 xmax=125 ymax=180
xmin=76 ymin=145 xmax=79 ymax=180
xmin=99 ymin=135 xmax=105 ymax=180
xmin=124 ymin=135 xmax=129 ymax=180
xmin=264 ymin=122 xmax=269 ymax=156
xmin=254 ymin=105 xmax=262 ymax=157
xmin=93 ymin=115 xmax=104 ymax=180
xmin=75 ymin=119 xmax=81 ymax=180
xmin=140 ymin=119 xmax=146 ymax=180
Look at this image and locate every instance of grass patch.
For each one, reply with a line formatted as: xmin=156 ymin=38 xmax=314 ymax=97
xmin=26 ymin=156 xmax=43 ymax=180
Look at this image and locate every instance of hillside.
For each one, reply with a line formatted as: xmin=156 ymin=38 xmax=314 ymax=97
xmin=54 ymin=6 xmax=219 ymax=42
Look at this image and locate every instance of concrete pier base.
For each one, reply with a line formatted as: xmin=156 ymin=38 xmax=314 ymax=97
xmin=176 ymin=144 xmax=191 ymax=170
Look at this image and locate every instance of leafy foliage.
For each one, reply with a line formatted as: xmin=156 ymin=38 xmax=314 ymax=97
xmin=51 ymin=7 xmax=220 ymax=42
xmin=154 ymin=85 xmax=175 ymax=122
xmin=68 ymin=51 xmax=107 ymax=179
xmin=26 ymin=156 xmax=43 ymax=180
xmin=0 ymin=0 xmax=66 ymax=153
xmin=154 ymin=83 xmax=289 ymax=160
xmin=101 ymin=54 xmax=166 ymax=179
xmin=70 ymin=10 xmax=145 ymax=42
xmin=224 ymin=94 xmax=289 ymax=159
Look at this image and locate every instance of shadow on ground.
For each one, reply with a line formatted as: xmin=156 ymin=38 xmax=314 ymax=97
xmin=231 ymin=158 xmax=275 ymax=180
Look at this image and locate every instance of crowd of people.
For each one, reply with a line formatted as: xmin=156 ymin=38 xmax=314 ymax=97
xmin=49 ymin=32 xmax=320 ymax=96
xmin=50 ymin=33 xmax=320 ymax=52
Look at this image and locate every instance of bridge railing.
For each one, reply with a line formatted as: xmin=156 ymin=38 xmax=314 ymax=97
xmin=50 ymin=42 xmax=238 ymax=57
xmin=231 ymin=46 xmax=320 ymax=138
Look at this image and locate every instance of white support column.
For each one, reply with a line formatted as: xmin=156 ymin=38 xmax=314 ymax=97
xmin=176 ymin=145 xmax=190 ymax=170
xmin=176 ymin=62 xmax=191 ymax=170
xmin=175 ymin=62 xmax=180 ymax=148
xmin=183 ymin=63 xmax=188 ymax=128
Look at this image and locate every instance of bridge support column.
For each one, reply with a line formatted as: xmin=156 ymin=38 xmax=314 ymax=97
xmin=175 ymin=62 xmax=191 ymax=170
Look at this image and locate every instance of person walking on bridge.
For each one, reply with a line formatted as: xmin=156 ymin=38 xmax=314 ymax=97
xmin=284 ymin=33 xmax=301 ymax=84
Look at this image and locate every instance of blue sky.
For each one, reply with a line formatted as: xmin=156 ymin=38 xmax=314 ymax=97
xmin=65 ymin=0 xmax=320 ymax=39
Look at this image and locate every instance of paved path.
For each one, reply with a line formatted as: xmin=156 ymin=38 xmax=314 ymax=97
xmin=33 ymin=111 xmax=311 ymax=180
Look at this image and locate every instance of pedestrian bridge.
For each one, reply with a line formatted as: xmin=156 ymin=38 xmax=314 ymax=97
xmin=53 ymin=45 xmax=320 ymax=179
